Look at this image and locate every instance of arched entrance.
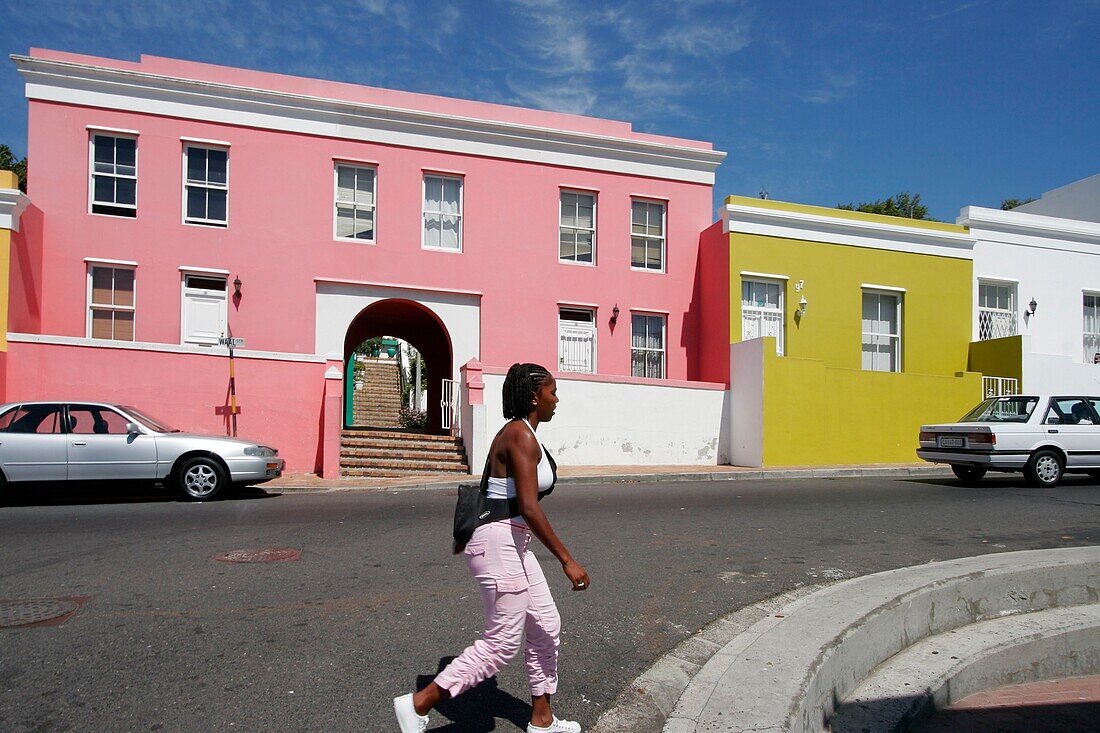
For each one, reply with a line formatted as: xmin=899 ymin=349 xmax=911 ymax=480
xmin=343 ymin=299 xmax=454 ymax=435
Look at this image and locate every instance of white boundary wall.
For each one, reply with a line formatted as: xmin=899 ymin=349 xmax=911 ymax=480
xmin=463 ymin=371 xmax=729 ymax=470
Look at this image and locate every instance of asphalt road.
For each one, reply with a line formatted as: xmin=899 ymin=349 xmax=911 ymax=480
xmin=1 ymin=475 xmax=1098 ymax=732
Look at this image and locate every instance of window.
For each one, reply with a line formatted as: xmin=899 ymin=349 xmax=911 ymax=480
xmin=67 ymin=405 xmax=132 ymax=435
xmin=181 ymin=274 xmax=228 ymax=346
xmin=559 ymin=191 xmax=595 ymax=264
xmin=558 ymin=308 xmax=596 ymax=373
xmin=631 ymin=313 xmax=666 ymax=378
xmin=4 ymin=404 xmax=62 ymax=434
xmin=1085 ymin=294 xmax=1100 ymax=364
xmin=90 ymin=134 xmax=137 ymax=217
xmin=978 ymin=281 xmax=1017 ymax=340
xmin=335 ymin=164 xmax=376 ymax=241
xmin=631 ymin=199 xmax=665 ymax=271
xmin=423 ymin=174 xmax=462 ymax=250
xmin=88 ymin=265 xmax=135 ymax=341
xmin=862 ymin=290 xmax=901 ymax=372
xmin=1043 ymin=397 xmax=1099 ymax=426
xmin=184 ymin=145 xmax=228 ymax=226
xmin=742 ymin=279 xmax=784 ymax=355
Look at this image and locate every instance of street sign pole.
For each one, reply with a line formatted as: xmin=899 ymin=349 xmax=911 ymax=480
xmin=218 ymin=334 xmax=246 ymax=437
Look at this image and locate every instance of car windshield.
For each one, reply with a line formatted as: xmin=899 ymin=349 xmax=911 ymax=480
xmin=960 ymin=396 xmax=1039 ymax=423
xmin=120 ymin=405 xmax=180 ymax=433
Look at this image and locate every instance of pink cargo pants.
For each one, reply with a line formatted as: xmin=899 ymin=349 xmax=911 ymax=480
xmin=434 ymin=520 xmax=561 ymax=698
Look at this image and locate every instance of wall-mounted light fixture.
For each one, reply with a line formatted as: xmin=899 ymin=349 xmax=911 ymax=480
xmin=798 ymin=295 xmax=808 ymax=317
xmin=1027 ymin=298 xmax=1037 ymax=316
xmin=611 ymin=304 xmax=620 ymax=325
xmin=233 ymin=276 xmax=242 ymax=297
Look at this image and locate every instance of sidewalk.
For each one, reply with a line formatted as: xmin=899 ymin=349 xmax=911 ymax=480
xmin=263 ymin=462 xmax=951 ymax=493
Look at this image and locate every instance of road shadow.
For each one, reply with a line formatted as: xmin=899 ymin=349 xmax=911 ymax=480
xmin=831 ymin=691 xmax=1100 ymax=732
xmin=414 ymin=657 xmax=531 ymax=732
xmin=0 ymin=480 xmax=280 ymax=507
xmin=902 ymin=474 xmax=1097 ymax=490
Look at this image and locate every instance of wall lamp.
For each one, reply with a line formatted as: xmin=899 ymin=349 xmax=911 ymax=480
xmin=1026 ymin=298 xmax=1037 ymax=316
xmin=611 ymin=304 xmax=620 ymax=325
xmin=798 ymin=296 xmax=808 ymax=317
xmin=233 ymin=276 xmax=242 ymax=297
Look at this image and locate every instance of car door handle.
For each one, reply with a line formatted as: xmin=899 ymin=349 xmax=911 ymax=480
xmin=72 ymin=441 xmax=87 ymax=446
xmin=1047 ymin=429 xmax=1059 ymax=434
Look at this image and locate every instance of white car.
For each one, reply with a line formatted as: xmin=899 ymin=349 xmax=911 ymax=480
xmin=917 ymin=394 xmax=1100 ymax=488
xmin=0 ymin=401 xmax=284 ymax=500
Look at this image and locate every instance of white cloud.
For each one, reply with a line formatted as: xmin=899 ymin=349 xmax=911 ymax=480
xmin=800 ymin=69 xmax=859 ymax=104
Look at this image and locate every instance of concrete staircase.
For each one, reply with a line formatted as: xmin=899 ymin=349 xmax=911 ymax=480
xmin=352 ymin=359 xmax=402 ymax=427
xmin=340 ymin=428 xmax=470 ymax=477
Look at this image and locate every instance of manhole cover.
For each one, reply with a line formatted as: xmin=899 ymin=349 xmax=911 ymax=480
xmin=0 ymin=598 xmax=80 ymax=628
xmin=214 ymin=548 xmax=301 ymax=563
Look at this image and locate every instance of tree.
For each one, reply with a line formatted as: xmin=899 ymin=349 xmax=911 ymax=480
xmin=0 ymin=144 xmax=26 ymax=192
xmin=1000 ymin=197 xmax=1036 ymax=210
xmin=838 ymin=191 xmax=932 ymax=220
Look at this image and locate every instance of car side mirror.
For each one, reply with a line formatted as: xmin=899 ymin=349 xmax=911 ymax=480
xmin=1045 ymin=416 xmax=1061 ymax=425
xmin=126 ymin=422 xmax=142 ymax=435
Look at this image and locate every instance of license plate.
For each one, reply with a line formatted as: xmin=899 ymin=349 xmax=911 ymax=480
xmin=938 ymin=436 xmax=964 ymax=448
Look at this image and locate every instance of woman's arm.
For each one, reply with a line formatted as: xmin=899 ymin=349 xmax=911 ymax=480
xmin=510 ymin=427 xmax=589 ymax=591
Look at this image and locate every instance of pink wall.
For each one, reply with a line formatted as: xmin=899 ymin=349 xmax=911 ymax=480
xmin=691 ymin=221 xmax=732 ymax=385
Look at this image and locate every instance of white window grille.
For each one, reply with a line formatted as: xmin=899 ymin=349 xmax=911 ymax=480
xmin=630 ymin=199 xmax=665 ymax=272
xmin=631 ymin=313 xmax=666 ymax=378
xmin=335 ymin=164 xmax=376 ymax=241
xmin=423 ymin=174 xmax=462 ymax=251
xmin=558 ymin=308 xmax=596 ymax=373
xmin=87 ymin=265 xmax=135 ymax=341
xmin=982 ymin=376 xmax=1019 ymax=398
xmin=1085 ymin=293 xmax=1100 ymax=364
xmin=978 ymin=281 xmax=1017 ymax=340
xmin=742 ymin=279 xmax=784 ymax=355
xmin=181 ymin=274 xmax=228 ymax=346
xmin=90 ymin=134 xmax=137 ymax=217
xmin=862 ymin=290 xmax=901 ymax=372
xmin=559 ymin=191 xmax=595 ymax=264
xmin=183 ymin=145 xmax=228 ymax=226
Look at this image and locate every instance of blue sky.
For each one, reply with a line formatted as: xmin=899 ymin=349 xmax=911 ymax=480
xmin=0 ymin=0 xmax=1097 ymax=221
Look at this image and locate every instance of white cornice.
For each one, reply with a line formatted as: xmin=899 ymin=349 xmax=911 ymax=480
xmin=14 ymin=55 xmax=726 ymax=185
xmin=7 ymin=332 xmax=326 ymax=363
xmin=958 ymin=206 xmax=1100 ymax=250
xmin=0 ymin=187 xmax=29 ymax=232
xmin=723 ymin=203 xmax=976 ymax=259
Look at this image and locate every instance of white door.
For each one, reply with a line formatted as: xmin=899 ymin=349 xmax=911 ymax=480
xmin=182 ymin=275 xmax=228 ymax=345
xmin=65 ymin=404 xmax=158 ymax=480
xmin=558 ymin=308 xmax=596 ymax=373
xmin=1042 ymin=397 xmax=1100 ymax=469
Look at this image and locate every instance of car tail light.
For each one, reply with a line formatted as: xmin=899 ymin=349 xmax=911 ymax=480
xmin=967 ymin=431 xmax=996 ymax=445
xmin=919 ymin=431 xmax=935 ymax=442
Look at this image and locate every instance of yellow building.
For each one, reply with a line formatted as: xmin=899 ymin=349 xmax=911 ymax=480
xmin=716 ymin=196 xmax=983 ymax=466
xmin=0 ymin=170 xmax=29 ymax=400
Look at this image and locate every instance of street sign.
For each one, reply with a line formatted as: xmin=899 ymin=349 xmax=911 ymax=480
xmin=215 ymin=405 xmax=241 ymax=415
xmin=219 ymin=336 xmax=245 ymax=348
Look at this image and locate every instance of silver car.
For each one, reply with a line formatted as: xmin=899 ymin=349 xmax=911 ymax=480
xmin=0 ymin=401 xmax=284 ymax=500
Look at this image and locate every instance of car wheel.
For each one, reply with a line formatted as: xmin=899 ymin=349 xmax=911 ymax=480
xmin=176 ymin=456 xmax=228 ymax=501
xmin=1024 ymin=449 xmax=1064 ymax=488
xmin=951 ymin=465 xmax=986 ymax=485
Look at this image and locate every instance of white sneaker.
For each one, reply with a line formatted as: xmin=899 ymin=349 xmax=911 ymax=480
xmin=527 ymin=716 xmax=581 ymax=733
xmin=393 ymin=693 xmax=429 ymax=733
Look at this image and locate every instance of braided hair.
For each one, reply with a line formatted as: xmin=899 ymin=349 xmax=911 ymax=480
xmin=502 ymin=362 xmax=552 ymax=419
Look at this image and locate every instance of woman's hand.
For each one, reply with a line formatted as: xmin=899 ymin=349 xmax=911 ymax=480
xmin=563 ymin=560 xmax=590 ymax=591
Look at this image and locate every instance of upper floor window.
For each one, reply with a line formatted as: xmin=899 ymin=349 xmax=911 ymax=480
xmin=90 ymin=134 xmax=137 ymax=217
xmin=559 ymin=191 xmax=595 ymax=264
xmin=631 ymin=199 xmax=666 ymax=272
xmin=742 ymin=278 xmax=784 ymax=355
xmin=631 ymin=313 xmax=666 ymax=379
xmin=181 ymin=274 xmax=228 ymax=346
xmin=184 ymin=145 xmax=228 ymax=227
xmin=862 ymin=290 xmax=901 ymax=372
xmin=1085 ymin=293 xmax=1100 ymax=364
xmin=423 ymin=174 xmax=462 ymax=251
xmin=978 ymin=280 xmax=1017 ymax=340
xmin=558 ymin=307 xmax=596 ymax=373
xmin=334 ymin=164 xmax=376 ymax=242
xmin=88 ymin=265 xmax=135 ymax=341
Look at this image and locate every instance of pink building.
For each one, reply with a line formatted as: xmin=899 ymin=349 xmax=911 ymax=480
xmin=5 ymin=49 xmax=727 ymax=474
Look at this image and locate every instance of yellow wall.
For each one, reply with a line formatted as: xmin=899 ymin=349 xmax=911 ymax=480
xmin=727 ymin=198 xmax=980 ymax=465
xmin=968 ymin=336 xmax=1023 ymax=385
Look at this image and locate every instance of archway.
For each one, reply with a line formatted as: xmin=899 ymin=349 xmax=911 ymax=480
xmin=343 ymin=299 xmax=454 ymax=435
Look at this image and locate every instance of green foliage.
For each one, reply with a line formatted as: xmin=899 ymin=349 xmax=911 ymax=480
xmin=0 ymin=144 xmax=27 ymax=192
xmin=353 ymin=337 xmax=385 ymax=358
xmin=398 ymin=406 xmax=427 ymax=429
xmin=838 ymin=191 xmax=932 ymax=220
xmin=1000 ymin=197 xmax=1036 ymax=210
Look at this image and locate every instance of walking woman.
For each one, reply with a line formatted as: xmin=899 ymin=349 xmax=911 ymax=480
xmin=394 ymin=363 xmax=590 ymax=733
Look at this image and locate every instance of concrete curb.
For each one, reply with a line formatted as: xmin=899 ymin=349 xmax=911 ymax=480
xmin=666 ymin=546 xmax=1100 ymax=733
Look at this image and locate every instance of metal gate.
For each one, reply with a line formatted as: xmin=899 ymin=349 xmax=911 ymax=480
xmin=441 ymin=378 xmax=460 ymax=432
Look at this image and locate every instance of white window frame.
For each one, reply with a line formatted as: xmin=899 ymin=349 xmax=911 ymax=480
xmin=333 ymin=162 xmax=377 ymax=243
xmin=559 ymin=189 xmax=596 ymax=266
xmin=631 ymin=312 xmax=667 ymax=379
xmin=861 ymin=289 xmax=902 ymax=373
xmin=180 ymin=273 xmax=229 ymax=346
xmin=86 ymin=264 xmax=136 ymax=341
xmin=557 ymin=307 xmax=597 ymax=373
xmin=630 ymin=199 xmax=666 ymax=273
xmin=741 ymin=277 xmax=785 ymax=355
xmin=422 ymin=173 xmax=463 ymax=252
xmin=88 ymin=133 xmax=138 ymax=218
xmin=182 ymin=144 xmax=229 ymax=227
xmin=977 ymin=279 xmax=1018 ymax=341
xmin=1085 ymin=292 xmax=1100 ymax=364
